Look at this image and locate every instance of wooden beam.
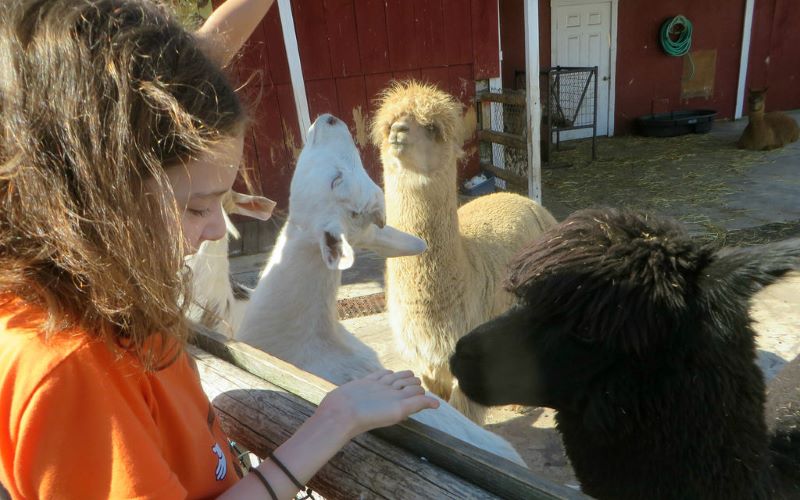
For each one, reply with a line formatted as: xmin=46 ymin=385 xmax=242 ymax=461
xmin=480 ymin=162 xmax=528 ymax=189
xmin=191 ymin=327 xmax=586 ymax=500
xmin=192 ymin=345 xmax=493 ymax=498
xmin=478 ymin=91 xmax=527 ymax=106
xmin=478 ymin=129 xmax=527 ymax=150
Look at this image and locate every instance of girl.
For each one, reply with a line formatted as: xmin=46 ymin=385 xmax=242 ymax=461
xmin=0 ymin=0 xmax=438 ymax=498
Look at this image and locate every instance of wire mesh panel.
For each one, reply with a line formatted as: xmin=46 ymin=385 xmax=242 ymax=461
xmin=541 ymin=66 xmax=598 ymax=160
xmin=337 ymin=293 xmax=385 ymax=320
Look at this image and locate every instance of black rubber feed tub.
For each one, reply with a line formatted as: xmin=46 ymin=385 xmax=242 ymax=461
xmin=636 ymin=109 xmax=718 ymax=137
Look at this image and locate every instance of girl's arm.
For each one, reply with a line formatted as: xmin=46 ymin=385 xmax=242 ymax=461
xmin=195 ymin=0 xmax=275 ymax=66
xmin=218 ymin=370 xmax=439 ymax=499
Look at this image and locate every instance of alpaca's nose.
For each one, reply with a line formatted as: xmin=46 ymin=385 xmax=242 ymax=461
xmin=453 ymin=337 xmax=480 ymax=362
xmin=390 ymin=121 xmax=409 ymax=134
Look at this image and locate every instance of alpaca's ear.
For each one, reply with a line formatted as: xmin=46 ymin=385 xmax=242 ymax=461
xmin=358 ymin=224 xmax=427 ymax=257
xmin=699 ymin=239 xmax=800 ymax=306
xmin=320 ymin=226 xmax=355 ymax=270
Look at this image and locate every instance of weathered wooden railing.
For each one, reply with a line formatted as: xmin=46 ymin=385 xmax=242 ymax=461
xmin=191 ymin=327 xmax=586 ymax=499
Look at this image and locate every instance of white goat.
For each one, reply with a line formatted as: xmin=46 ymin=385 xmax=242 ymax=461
xmin=237 ymin=114 xmax=526 ymax=466
xmin=186 ymin=192 xmax=275 ymax=337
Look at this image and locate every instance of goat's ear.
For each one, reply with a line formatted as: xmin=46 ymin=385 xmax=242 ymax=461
xmin=699 ymin=239 xmax=800 ymax=306
xmin=226 ymin=192 xmax=276 ymax=221
xmin=320 ymin=227 xmax=355 ymax=270
xmin=359 ymin=224 xmax=427 ymax=257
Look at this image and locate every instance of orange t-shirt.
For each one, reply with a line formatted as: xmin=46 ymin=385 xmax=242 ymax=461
xmin=0 ymin=296 xmax=241 ymax=499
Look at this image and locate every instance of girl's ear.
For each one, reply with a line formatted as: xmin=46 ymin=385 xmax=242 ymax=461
xmin=319 ymin=225 xmax=355 ymax=270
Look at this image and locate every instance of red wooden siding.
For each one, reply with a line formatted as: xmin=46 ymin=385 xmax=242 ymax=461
xmin=499 ymin=0 xmax=550 ymax=89
xmin=215 ymin=0 xmax=500 ymax=207
xmin=746 ymin=0 xmax=800 ymax=113
xmin=499 ymin=0 xmax=800 ymax=136
xmin=611 ymin=1 xmax=747 ymax=134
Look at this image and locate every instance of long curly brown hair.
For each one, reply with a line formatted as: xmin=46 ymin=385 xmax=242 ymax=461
xmin=0 ymin=0 xmax=245 ymax=369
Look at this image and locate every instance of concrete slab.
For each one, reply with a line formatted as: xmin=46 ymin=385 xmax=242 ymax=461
xmin=539 ymin=111 xmax=800 ymax=238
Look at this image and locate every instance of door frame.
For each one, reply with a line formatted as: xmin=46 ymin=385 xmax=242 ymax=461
xmin=550 ymin=0 xmax=618 ymax=136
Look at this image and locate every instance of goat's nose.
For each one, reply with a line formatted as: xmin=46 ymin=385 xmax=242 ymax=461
xmin=369 ymin=209 xmax=386 ymax=228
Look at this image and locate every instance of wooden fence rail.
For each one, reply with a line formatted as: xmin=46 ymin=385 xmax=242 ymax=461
xmin=191 ymin=327 xmax=586 ymax=499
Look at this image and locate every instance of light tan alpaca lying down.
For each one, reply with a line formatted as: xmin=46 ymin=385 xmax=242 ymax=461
xmin=372 ymin=80 xmax=558 ymax=423
xmin=738 ymin=88 xmax=800 ymax=150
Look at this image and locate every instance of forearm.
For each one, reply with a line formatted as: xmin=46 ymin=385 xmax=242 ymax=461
xmin=196 ymin=0 xmax=275 ymax=66
xmin=218 ymin=408 xmax=353 ymax=499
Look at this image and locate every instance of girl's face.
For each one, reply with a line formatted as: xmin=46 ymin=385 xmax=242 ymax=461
xmin=159 ymin=134 xmax=244 ymax=255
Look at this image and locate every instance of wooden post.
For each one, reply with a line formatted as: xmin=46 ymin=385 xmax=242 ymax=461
xmin=277 ymin=0 xmax=311 ymax=143
xmin=524 ymin=0 xmax=542 ymax=203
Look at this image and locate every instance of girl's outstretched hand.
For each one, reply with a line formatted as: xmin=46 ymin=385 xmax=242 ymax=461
xmin=317 ymin=369 xmax=440 ymax=440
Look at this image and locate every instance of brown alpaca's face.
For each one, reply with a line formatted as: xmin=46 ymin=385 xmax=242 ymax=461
xmin=748 ymin=92 xmax=766 ymax=113
xmin=450 ymin=299 xmax=619 ymax=409
xmin=384 ymin=114 xmax=449 ymax=174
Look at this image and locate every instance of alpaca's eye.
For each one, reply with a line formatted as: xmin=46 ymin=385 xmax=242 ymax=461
xmin=571 ymin=324 xmax=595 ymax=344
xmin=350 ymin=210 xmax=358 ymax=218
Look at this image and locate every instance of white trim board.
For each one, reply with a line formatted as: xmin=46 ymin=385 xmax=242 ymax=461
xmin=550 ymin=0 xmax=618 ymax=136
xmin=277 ymin=0 xmax=311 ymax=144
xmin=525 ymin=0 xmax=543 ymax=203
xmin=736 ymin=0 xmax=756 ymax=120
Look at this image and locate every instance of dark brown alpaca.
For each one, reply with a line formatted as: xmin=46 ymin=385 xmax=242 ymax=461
xmin=738 ymin=88 xmax=800 ymax=150
xmin=451 ymin=208 xmax=800 ymax=499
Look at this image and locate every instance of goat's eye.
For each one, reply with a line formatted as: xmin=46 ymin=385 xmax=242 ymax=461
xmin=350 ymin=210 xmax=358 ymax=218
xmin=331 ymin=172 xmax=343 ymax=190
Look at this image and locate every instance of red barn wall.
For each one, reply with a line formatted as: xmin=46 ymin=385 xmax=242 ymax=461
xmin=614 ymin=1 xmax=746 ymax=134
xmin=499 ymin=1 xmax=800 ymax=135
xmin=745 ymin=0 xmax=800 ymax=113
xmin=499 ymin=0 xmax=550 ymax=89
xmin=216 ymin=0 xmax=500 ymax=207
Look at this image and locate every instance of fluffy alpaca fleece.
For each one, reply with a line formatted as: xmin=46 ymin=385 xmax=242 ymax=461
xmin=451 ymin=208 xmax=800 ymax=499
xmin=185 ymin=192 xmax=275 ymax=337
xmin=371 ymin=80 xmax=557 ymax=421
xmin=738 ymin=88 xmax=800 ymax=150
xmin=236 ymin=114 xmax=527 ymax=466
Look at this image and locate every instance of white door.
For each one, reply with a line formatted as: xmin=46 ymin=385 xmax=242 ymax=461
xmin=551 ymin=0 xmax=614 ymax=138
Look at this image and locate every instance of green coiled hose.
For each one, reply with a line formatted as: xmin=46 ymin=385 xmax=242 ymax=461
xmin=660 ymin=15 xmax=693 ymax=57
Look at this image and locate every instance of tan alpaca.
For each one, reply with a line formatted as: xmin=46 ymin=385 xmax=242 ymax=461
xmin=371 ymin=81 xmax=557 ymax=422
xmin=738 ymin=88 xmax=800 ymax=150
